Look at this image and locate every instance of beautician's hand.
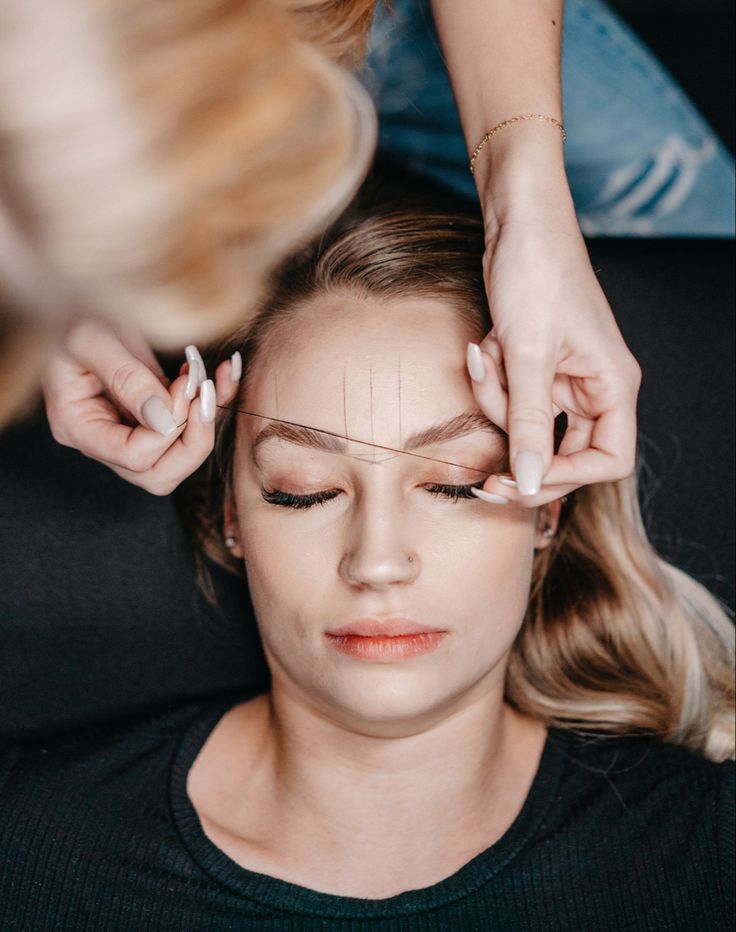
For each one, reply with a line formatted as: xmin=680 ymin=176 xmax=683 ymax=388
xmin=468 ymin=200 xmax=641 ymax=508
xmin=43 ymin=319 xmax=240 ymax=495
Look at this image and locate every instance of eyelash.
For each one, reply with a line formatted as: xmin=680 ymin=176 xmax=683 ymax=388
xmin=261 ymin=480 xmax=486 ymax=510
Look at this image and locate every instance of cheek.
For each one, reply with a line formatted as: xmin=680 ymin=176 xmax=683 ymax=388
xmin=427 ymin=506 xmax=535 ymax=583
xmin=236 ymin=502 xmax=332 ymax=627
xmin=427 ymin=508 xmax=537 ymax=641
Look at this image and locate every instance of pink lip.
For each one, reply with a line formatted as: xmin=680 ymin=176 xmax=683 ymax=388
xmin=328 ymin=618 xmax=444 ymax=637
xmin=325 ymin=618 xmax=448 ymax=662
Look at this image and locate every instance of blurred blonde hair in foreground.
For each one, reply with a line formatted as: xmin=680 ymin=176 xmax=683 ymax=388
xmin=0 ymin=0 xmax=378 ymax=427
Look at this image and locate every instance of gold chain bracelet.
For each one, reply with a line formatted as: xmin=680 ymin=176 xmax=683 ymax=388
xmin=469 ymin=113 xmax=566 ymax=175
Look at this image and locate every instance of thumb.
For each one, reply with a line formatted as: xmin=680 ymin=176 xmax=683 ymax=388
xmin=502 ymin=345 xmax=556 ymax=496
xmin=66 ymin=319 xmax=177 ymax=437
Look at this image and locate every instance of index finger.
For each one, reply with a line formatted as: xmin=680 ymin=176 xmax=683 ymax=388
xmin=65 ymin=320 xmax=177 ymax=437
xmin=503 ymin=344 xmax=557 ymax=495
xmin=54 ymin=368 xmax=190 ymax=473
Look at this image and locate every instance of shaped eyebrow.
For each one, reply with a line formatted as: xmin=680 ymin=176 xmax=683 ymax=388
xmin=404 ymin=411 xmax=503 ymax=450
xmin=253 ymin=421 xmax=346 ymax=453
xmin=251 ymin=410 xmax=502 ymax=455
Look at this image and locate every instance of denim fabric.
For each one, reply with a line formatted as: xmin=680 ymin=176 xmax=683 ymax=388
xmin=363 ymin=0 xmax=735 ymax=237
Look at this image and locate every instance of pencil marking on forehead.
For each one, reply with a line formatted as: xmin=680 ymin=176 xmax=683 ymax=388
xmin=342 ymin=365 xmax=348 ymax=455
xmin=369 ymin=364 xmax=375 ymax=462
xmin=397 ymin=353 xmax=403 ymax=448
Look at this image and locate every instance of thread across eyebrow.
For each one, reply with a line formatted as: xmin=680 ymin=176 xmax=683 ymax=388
xmin=217 ymin=405 xmax=505 ymax=474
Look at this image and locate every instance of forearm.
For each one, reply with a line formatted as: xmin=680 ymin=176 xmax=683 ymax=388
xmin=430 ymin=0 xmax=576 ymax=229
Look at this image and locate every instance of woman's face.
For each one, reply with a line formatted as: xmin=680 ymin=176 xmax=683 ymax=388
xmin=227 ymin=293 xmax=552 ymax=733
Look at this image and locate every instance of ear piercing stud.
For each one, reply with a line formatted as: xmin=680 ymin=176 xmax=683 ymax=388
xmin=224 ymin=534 xmax=238 ymax=549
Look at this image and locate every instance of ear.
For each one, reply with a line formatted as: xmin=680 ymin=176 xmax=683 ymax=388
xmin=534 ymin=499 xmax=563 ymax=551
xmin=222 ymin=491 xmax=244 ymax=559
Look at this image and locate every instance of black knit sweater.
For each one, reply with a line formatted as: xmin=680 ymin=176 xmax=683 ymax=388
xmin=1 ymin=693 xmax=733 ymax=931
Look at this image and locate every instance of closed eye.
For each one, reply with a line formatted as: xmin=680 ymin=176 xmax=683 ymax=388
xmin=424 ymin=480 xmax=486 ymax=502
xmin=261 ymin=480 xmax=489 ymax=510
xmin=261 ymin=488 xmax=342 ymax=509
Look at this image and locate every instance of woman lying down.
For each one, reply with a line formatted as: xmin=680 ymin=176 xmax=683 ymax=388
xmin=1 ymin=206 xmax=733 ymax=931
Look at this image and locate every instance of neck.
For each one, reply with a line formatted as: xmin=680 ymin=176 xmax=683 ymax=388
xmin=220 ymin=670 xmax=547 ymax=896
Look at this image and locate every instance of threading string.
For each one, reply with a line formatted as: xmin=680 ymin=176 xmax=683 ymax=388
xmin=214 ymin=404 xmax=492 ymax=474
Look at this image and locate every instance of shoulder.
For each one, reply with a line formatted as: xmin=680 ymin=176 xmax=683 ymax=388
xmin=0 ymin=692 xmax=262 ymax=929
xmin=545 ymin=727 xmax=734 ymax=908
xmin=547 ymin=725 xmax=733 ymax=813
xmin=0 ymin=692 xmax=248 ymax=809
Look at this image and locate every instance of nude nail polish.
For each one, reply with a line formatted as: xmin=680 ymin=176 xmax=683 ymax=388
xmin=466 ymin=342 xmax=486 ymax=384
xmin=230 ymin=351 xmax=242 ymax=383
xmin=199 ymin=379 xmax=216 ymax=424
xmin=514 ymin=450 xmax=544 ymax=496
xmin=185 ymin=359 xmax=200 ymax=400
xmin=185 ymin=345 xmax=207 ymax=384
xmin=497 ymin=475 xmax=518 ymax=488
xmin=142 ymin=396 xmax=177 ymax=438
xmin=471 ymin=488 xmax=510 ymax=505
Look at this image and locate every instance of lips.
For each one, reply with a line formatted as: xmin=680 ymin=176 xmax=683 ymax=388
xmin=326 ymin=618 xmax=445 ymax=638
xmin=324 ymin=618 xmax=448 ymax=661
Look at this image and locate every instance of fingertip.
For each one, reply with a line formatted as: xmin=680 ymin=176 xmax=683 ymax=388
xmin=214 ymin=359 xmax=240 ymax=406
xmin=230 ymin=351 xmax=242 ymax=384
xmin=185 ymin=345 xmax=207 ymax=384
xmin=471 ymin=487 xmax=510 ymax=506
xmin=466 ymin=343 xmax=486 ymax=384
xmin=184 ymin=359 xmax=202 ymax=401
xmin=141 ymin=397 xmax=176 ymax=438
xmin=513 ymin=450 xmax=545 ymax=497
xmin=169 ymin=371 xmax=192 ymax=404
xmin=199 ymin=379 xmax=216 ymax=424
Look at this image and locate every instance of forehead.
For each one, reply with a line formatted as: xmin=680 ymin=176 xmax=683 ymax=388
xmin=243 ymin=292 xmax=479 ymax=441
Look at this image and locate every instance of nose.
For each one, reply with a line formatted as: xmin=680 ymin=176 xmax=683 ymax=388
xmin=338 ymin=500 xmax=420 ymax=591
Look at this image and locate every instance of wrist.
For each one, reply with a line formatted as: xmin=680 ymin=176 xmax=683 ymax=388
xmin=472 ymin=121 xmax=577 ymax=232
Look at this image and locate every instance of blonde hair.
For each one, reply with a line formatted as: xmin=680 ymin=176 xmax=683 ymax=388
xmin=283 ymin=0 xmax=380 ymax=66
xmin=0 ymin=0 xmax=377 ymax=424
xmin=188 ymin=204 xmax=734 ymax=763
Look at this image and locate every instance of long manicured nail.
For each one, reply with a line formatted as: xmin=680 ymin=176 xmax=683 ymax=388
xmin=497 ymin=475 xmax=517 ymax=488
xmin=185 ymin=359 xmax=200 ymax=400
xmin=514 ymin=450 xmax=544 ymax=496
xmin=230 ymin=351 xmax=242 ymax=383
xmin=471 ymin=488 xmax=510 ymax=505
xmin=466 ymin=342 xmax=486 ymax=384
xmin=185 ymin=345 xmax=207 ymax=384
xmin=199 ymin=379 xmax=216 ymax=424
xmin=142 ymin=396 xmax=177 ymax=438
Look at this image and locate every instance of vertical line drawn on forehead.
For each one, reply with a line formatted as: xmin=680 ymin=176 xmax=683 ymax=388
xmin=397 ymin=353 xmax=402 ymax=449
xmin=342 ymin=364 xmax=349 ymax=457
xmin=369 ymin=363 xmax=375 ymax=462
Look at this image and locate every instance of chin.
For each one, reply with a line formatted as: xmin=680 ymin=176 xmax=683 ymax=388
xmin=321 ymin=668 xmax=459 ymax=734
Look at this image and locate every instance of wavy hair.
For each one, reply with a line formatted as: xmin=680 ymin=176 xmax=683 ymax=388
xmin=189 ymin=205 xmax=734 ymax=763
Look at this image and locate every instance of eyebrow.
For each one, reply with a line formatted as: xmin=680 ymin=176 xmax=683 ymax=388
xmin=251 ymin=411 xmax=503 ymax=457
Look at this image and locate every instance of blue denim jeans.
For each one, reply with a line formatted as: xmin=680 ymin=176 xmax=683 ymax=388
xmin=363 ymin=0 xmax=735 ymax=237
